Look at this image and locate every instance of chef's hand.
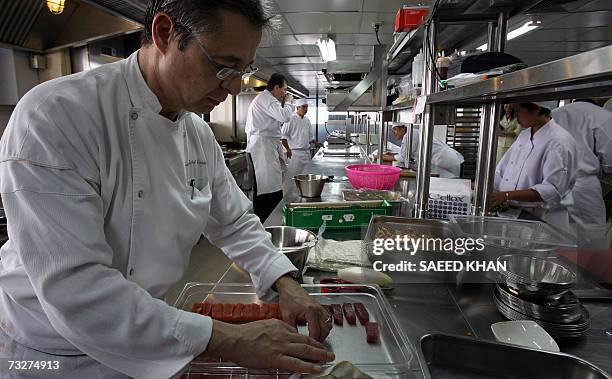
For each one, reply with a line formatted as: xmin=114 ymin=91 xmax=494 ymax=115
xmin=205 ymin=319 xmax=334 ymax=374
xmin=286 ymin=148 xmax=292 ymax=159
xmin=284 ymin=93 xmax=294 ymax=105
xmin=488 ymin=191 xmax=507 ymax=210
xmin=275 ymin=275 xmax=333 ymax=343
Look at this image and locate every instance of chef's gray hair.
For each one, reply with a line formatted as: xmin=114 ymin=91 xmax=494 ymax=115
xmin=142 ymin=0 xmax=280 ymax=50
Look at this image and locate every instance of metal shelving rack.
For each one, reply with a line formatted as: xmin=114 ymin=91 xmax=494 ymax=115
xmin=446 ymin=107 xmax=481 ymax=180
xmin=380 ymin=0 xmax=612 ymax=218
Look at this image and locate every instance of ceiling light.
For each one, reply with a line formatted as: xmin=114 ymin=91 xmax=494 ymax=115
xmin=507 ymin=20 xmax=540 ymax=40
xmin=316 ymin=37 xmax=336 ymax=62
xmin=476 ymin=20 xmax=541 ymax=52
xmin=47 ymin=0 xmax=66 ymax=15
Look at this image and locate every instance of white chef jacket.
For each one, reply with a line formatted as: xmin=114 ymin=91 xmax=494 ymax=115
xmin=0 ymin=51 xmax=297 ymax=378
xmin=245 ymin=90 xmax=294 ymax=139
xmin=495 ymin=119 xmax=577 ymax=214
xmin=398 ymin=129 xmax=464 ymax=177
xmin=552 ymin=101 xmax=612 ymax=225
xmin=281 ymin=114 xmax=313 ymax=150
xmin=245 ymin=90 xmax=294 ymax=195
xmin=552 ymin=101 xmax=612 ymax=175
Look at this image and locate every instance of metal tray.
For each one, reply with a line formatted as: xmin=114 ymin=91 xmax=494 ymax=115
xmin=175 ymin=283 xmax=415 ymax=378
xmin=420 ymin=333 xmax=611 ymax=379
xmin=342 ymin=189 xmax=401 ymax=202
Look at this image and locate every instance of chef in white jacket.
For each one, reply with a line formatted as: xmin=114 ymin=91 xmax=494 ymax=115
xmin=281 ymin=98 xmax=319 ymax=192
xmin=0 ymin=2 xmax=334 ymax=378
xmin=552 ymin=98 xmax=612 ymax=225
xmin=391 ymin=124 xmax=464 ymax=178
xmin=492 ymin=102 xmax=579 ymax=232
xmin=245 ymin=73 xmax=294 ymax=221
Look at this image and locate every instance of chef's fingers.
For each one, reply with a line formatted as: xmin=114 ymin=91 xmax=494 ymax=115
xmin=286 ymin=331 xmax=327 ymax=350
xmin=277 ymin=356 xmax=323 ymax=374
xmin=305 ymin=309 xmax=323 ymax=342
xmin=284 ymin=343 xmax=335 ymax=363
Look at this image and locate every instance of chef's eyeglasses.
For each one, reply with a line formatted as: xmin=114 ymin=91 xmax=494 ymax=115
xmin=178 ymin=22 xmax=258 ymax=81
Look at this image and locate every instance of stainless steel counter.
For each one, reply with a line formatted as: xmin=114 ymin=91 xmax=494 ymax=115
xmin=216 ymin=149 xmax=612 ymax=378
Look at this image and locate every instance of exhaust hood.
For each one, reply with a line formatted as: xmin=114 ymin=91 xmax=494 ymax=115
xmin=0 ymin=0 xmax=142 ymax=53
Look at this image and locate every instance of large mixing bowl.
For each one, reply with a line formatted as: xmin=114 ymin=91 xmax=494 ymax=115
xmin=497 ymin=255 xmax=577 ymax=300
xmin=265 ymin=226 xmax=317 ymax=280
xmin=294 ymin=174 xmax=329 ymax=198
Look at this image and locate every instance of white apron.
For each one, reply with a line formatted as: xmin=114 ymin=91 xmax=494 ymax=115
xmin=568 ymin=174 xmax=606 ymax=225
xmin=247 ymin=134 xmax=283 ymax=195
xmin=283 ymin=149 xmax=311 ymax=193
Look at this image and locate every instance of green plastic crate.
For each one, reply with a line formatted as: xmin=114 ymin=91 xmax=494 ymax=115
xmin=283 ymin=200 xmax=392 ymax=230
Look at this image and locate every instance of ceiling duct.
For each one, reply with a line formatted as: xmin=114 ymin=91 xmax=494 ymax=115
xmin=523 ymin=0 xmax=582 ymax=13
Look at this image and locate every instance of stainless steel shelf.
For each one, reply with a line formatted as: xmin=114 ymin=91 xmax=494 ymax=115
xmin=387 ymin=26 xmax=426 ymax=74
xmin=383 ymin=103 xmax=414 ymax=112
xmin=427 ymin=45 xmax=612 ymax=105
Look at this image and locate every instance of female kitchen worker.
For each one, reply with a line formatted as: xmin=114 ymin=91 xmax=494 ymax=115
xmin=491 ymin=102 xmax=579 ymax=232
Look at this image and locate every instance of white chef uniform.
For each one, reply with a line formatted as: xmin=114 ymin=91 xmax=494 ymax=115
xmin=0 ymin=51 xmax=297 ymax=378
xmin=552 ymin=101 xmax=612 ymax=225
xmin=397 ymin=129 xmax=465 ymax=178
xmin=494 ymin=119 xmax=578 ymax=232
xmin=281 ymin=100 xmax=313 ymax=192
xmin=245 ymin=90 xmax=294 ymax=195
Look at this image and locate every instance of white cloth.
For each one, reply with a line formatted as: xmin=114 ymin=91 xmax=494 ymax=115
xmin=246 ymin=90 xmax=294 ymax=194
xmin=0 ymin=51 xmax=297 ymax=378
xmin=295 ymin=98 xmax=309 ymax=107
xmin=494 ymin=119 xmax=578 ymax=231
xmin=552 ymin=101 xmax=612 ymax=225
xmin=281 ymin=114 xmax=313 ymax=192
xmin=398 ymin=129 xmax=464 ymax=177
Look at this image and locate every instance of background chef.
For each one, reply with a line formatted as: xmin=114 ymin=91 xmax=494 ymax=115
xmin=246 ymin=73 xmax=294 ymax=222
xmin=492 ymin=101 xmax=579 ymax=232
xmin=0 ymin=0 xmax=333 ymax=378
xmin=389 ymin=124 xmax=464 ymax=178
xmin=552 ymin=97 xmax=612 ymax=226
xmin=281 ymin=98 xmax=321 ymax=192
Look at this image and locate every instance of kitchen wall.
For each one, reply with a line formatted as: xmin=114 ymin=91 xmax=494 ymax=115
xmin=0 ymin=48 xmax=40 ymax=134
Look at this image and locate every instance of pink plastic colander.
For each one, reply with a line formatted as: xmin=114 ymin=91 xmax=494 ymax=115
xmin=345 ymin=164 xmax=401 ymax=190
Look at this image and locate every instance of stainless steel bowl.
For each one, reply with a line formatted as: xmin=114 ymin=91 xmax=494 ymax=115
xmin=265 ymin=226 xmax=317 ymax=280
xmin=497 ymin=255 xmax=576 ymax=299
xmin=294 ymin=174 xmax=329 ymax=198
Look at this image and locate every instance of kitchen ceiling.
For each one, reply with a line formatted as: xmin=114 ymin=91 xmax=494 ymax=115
xmin=74 ymin=0 xmax=612 ymax=97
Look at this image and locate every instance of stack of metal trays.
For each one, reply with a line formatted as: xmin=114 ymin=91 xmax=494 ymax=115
xmin=495 ymin=283 xmax=582 ymax=324
xmin=494 ymin=288 xmax=590 ymax=338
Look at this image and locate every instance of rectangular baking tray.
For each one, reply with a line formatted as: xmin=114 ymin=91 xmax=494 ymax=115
xmin=420 ymin=333 xmax=611 ymax=379
xmin=362 ymin=216 xmax=455 ymax=259
xmin=175 ymin=283 xmax=415 ymax=378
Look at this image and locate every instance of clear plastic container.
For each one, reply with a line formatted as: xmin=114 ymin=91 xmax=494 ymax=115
xmin=448 ymin=215 xmax=577 ymax=254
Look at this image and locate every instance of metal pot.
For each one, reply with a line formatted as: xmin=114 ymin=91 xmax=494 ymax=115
xmin=294 ymin=174 xmax=330 ymax=198
xmin=265 ymin=226 xmax=317 ymax=280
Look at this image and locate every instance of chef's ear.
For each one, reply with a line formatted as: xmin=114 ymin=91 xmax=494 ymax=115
xmin=151 ymin=12 xmax=174 ymax=54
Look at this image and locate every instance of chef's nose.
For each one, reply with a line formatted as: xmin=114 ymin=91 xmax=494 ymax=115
xmin=223 ymin=76 xmax=242 ymax=96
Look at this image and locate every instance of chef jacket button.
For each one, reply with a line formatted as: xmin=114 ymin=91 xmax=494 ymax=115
xmin=137 ymin=190 xmax=144 ymax=198
xmin=130 ymin=111 xmax=139 ymax=120
xmin=129 ymin=268 xmax=134 ymax=276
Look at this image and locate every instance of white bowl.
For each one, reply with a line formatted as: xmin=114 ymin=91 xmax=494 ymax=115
xmin=491 ymin=320 xmax=559 ymax=352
